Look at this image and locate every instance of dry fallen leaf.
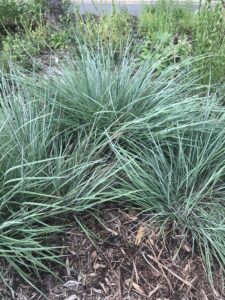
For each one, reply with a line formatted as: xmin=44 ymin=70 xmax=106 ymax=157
xmin=92 ymin=288 xmax=103 ymax=294
xmin=105 ymin=226 xmax=119 ymax=235
xmin=91 ymin=250 xmax=97 ymax=259
xmin=128 ymin=209 xmax=138 ymax=218
xmin=93 ymin=263 xmax=107 ymax=269
xmin=201 ymin=289 xmax=209 ymax=300
xmin=148 ymin=284 xmax=160 ymax=297
xmin=135 ymin=225 xmax=145 ymax=245
xmin=64 ymin=280 xmax=80 ymax=288
xmin=184 ymin=262 xmax=190 ymax=272
xmin=99 ymin=282 xmax=107 ymax=293
xmin=183 ymin=243 xmax=191 ymax=252
xmin=18 ymin=284 xmax=30 ymax=288
xmin=65 ymin=296 xmax=77 ymax=300
xmin=125 ymin=278 xmax=131 ymax=286
xmin=105 ymin=277 xmax=111 ymax=286
xmin=132 ymin=282 xmax=145 ymax=295
xmin=66 ymin=257 xmax=71 ymax=276
xmin=87 ymin=272 xmax=97 ymax=277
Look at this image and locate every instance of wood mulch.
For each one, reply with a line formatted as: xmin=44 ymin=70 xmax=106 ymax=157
xmin=1 ymin=208 xmax=224 ymax=300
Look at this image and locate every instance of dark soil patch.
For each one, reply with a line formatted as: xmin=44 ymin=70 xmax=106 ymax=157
xmin=1 ymin=209 xmax=224 ymax=300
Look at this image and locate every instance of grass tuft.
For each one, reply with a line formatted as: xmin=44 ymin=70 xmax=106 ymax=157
xmin=111 ymin=126 xmax=225 ymax=283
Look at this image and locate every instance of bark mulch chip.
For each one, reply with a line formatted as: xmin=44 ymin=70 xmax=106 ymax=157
xmin=1 ymin=209 xmax=224 ymax=300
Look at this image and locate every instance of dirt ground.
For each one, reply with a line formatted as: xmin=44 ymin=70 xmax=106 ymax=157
xmin=1 ymin=208 xmax=224 ymax=300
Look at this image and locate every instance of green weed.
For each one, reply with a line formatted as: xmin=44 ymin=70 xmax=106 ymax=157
xmin=1 ymin=23 xmax=48 ymax=68
xmin=137 ymin=0 xmax=225 ymax=84
xmin=75 ymin=10 xmax=131 ymax=52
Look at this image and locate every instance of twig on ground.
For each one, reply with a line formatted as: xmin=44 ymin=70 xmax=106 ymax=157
xmin=146 ymin=254 xmax=195 ymax=289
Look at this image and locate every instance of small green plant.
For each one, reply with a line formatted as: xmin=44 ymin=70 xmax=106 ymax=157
xmin=136 ymin=1 xmax=193 ymax=73
xmin=50 ymin=29 xmax=70 ymax=49
xmin=98 ymin=10 xmax=131 ymax=46
xmin=136 ymin=33 xmax=191 ymax=72
xmin=192 ymin=1 xmax=225 ymax=83
xmin=138 ymin=0 xmax=193 ymax=39
xmin=76 ymin=10 xmax=131 ymax=51
xmin=0 ymin=0 xmax=46 ymax=33
xmin=49 ymin=21 xmax=75 ymax=49
xmin=0 ymin=23 xmax=48 ymax=68
xmin=137 ymin=0 xmax=225 ymax=84
xmin=44 ymin=0 xmax=71 ymax=17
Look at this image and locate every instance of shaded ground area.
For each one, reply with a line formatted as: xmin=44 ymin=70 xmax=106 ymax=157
xmin=1 ymin=209 xmax=224 ymax=300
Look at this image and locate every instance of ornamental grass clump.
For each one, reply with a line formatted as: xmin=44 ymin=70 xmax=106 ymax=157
xmin=112 ymin=126 xmax=225 ymax=283
xmin=0 ymin=69 xmax=119 ymax=286
xmin=45 ymin=45 xmax=222 ymax=143
xmin=0 ymin=43 xmax=224 ymax=291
